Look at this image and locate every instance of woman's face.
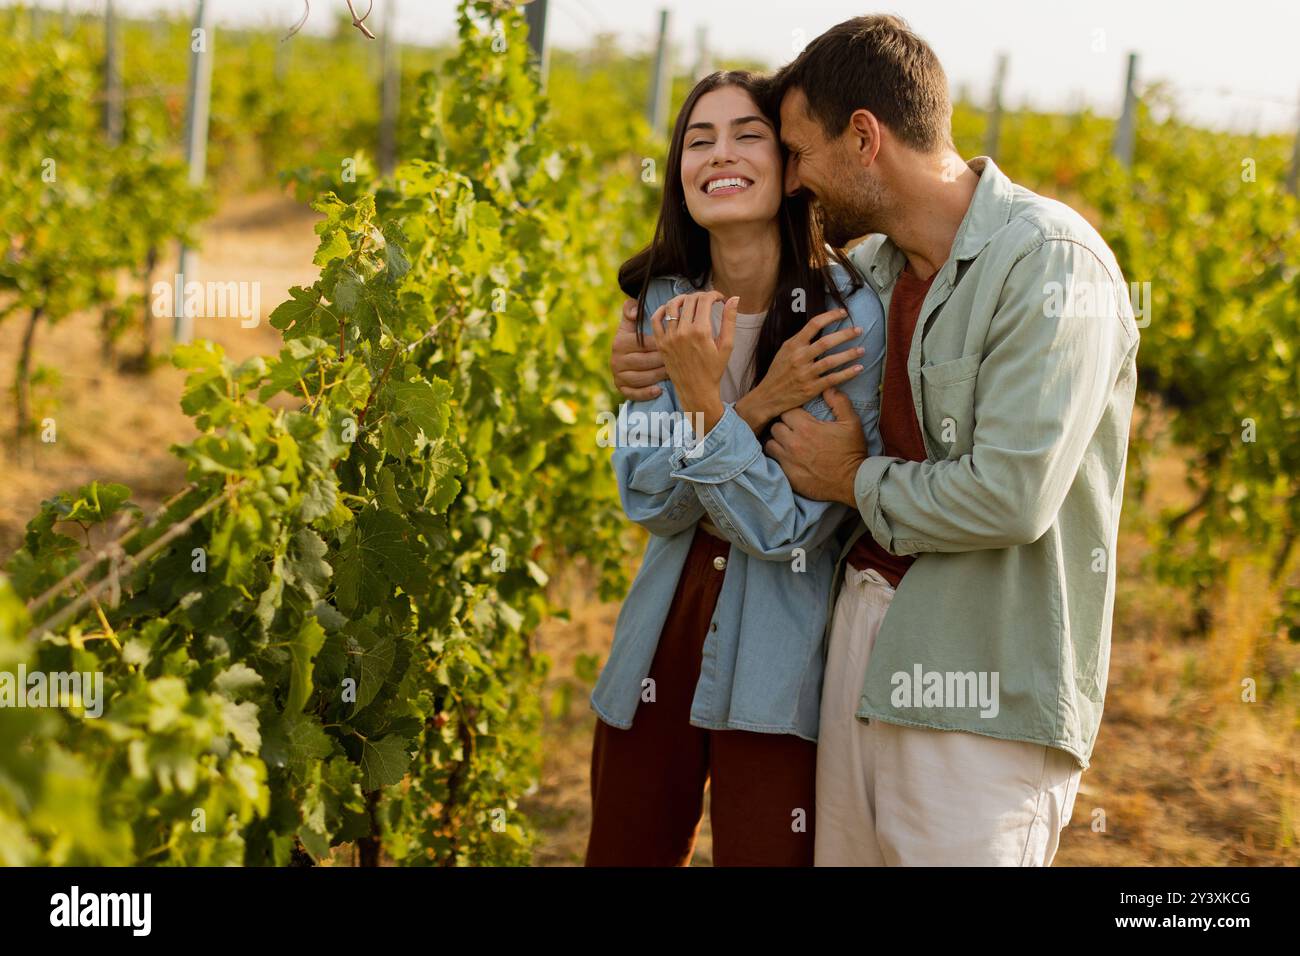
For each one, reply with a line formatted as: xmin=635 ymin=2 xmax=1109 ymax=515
xmin=680 ymin=85 xmax=783 ymax=232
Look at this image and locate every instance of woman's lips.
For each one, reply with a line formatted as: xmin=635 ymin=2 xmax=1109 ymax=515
xmin=703 ymin=175 xmax=753 ymax=196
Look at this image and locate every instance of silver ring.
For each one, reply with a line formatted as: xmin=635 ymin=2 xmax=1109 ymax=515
xmin=662 ymin=314 xmax=679 ymax=322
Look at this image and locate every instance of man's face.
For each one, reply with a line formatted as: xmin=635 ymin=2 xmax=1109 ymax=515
xmin=779 ymin=87 xmax=887 ymax=246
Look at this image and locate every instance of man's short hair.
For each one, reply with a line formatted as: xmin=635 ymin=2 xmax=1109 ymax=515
xmin=773 ymin=14 xmax=953 ymax=153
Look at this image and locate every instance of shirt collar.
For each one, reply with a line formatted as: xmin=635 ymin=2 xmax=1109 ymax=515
xmin=865 ymin=155 xmax=1015 ymax=289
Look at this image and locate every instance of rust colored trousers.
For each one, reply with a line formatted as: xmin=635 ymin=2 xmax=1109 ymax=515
xmin=585 ymin=526 xmax=818 ymax=867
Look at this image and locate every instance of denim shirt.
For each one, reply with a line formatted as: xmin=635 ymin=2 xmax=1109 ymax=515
xmin=590 ymin=263 xmax=886 ymax=741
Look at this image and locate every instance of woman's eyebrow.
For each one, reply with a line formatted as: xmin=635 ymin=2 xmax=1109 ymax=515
xmin=685 ymin=116 xmax=773 ymax=132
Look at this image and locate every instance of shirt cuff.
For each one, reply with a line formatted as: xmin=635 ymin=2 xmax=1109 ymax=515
xmin=668 ymin=404 xmax=762 ymax=483
xmin=854 ymin=455 xmax=902 ymax=552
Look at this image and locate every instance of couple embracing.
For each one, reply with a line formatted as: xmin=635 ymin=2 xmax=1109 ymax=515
xmin=585 ymin=15 xmax=1139 ymax=867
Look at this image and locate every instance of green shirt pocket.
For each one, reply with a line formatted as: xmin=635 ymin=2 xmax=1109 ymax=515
xmin=919 ymin=353 xmax=981 ymax=458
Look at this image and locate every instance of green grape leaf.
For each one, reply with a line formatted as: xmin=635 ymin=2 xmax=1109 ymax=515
xmin=262 ymin=711 xmax=334 ymax=778
xmin=267 ymin=287 xmax=318 ymax=332
xmin=390 ymin=378 xmax=452 ymax=441
xmin=350 ymin=633 xmax=396 ymax=715
xmin=287 ymin=614 xmax=327 ymax=713
xmin=333 ymin=509 xmax=420 ymax=612
xmin=359 ymin=734 xmax=411 ymax=790
xmin=285 ymin=529 xmax=332 ymax=602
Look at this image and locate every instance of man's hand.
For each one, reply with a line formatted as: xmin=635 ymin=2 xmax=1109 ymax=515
xmin=766 ymin=387 xmax=868 ymax=506
xmin=611 ymin=298 xmax=669 ymax=401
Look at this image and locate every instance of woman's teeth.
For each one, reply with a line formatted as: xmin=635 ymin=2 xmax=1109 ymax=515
xmin=705 ymin=177 xmax=751 ymax=194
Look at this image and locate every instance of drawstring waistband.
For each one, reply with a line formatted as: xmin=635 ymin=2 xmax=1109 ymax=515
xmin=845 ymin=564 xmax=896 ymax=597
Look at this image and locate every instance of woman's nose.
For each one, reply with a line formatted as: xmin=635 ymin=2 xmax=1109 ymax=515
xmin=710 ymin=136 xmax=739 ymax=165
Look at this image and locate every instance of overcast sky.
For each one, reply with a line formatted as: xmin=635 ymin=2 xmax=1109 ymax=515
xmin=46 ymin=0 xmax=1300 ymax=132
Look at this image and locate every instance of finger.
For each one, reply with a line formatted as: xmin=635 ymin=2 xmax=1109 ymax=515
xmin=613 ymin=317 xmax=650 ymax=370
xmin=620 ymin=384 xmax=664 ymax=401
xmin=809 ymin=325 xmax=864 ymax=356
xmin=811 ymin=348 xmax=866 ymax=375
xmin=822 ymin=385 xmax=858 ymax=422
xmin=617 ymin=348 xmax=666 ymax=372
xmin=661 ymin=299 xmax=686 ymax=339
xmin=682 ymin=291 xmax=707 ymax=325
xmin=652 ymin=303 xmax=671 ymax=339
xmin=718 ymin=295 xmax=738 ymax=355
xmin=613 ymin=326 xmax=640 ymax=347
xmin=779 ymin=407 xmax=816 ymax=427
xmin=618 ymin=295 xmax=639 ymax=332
xmin=618 ymin=366 xmax=671 ymax=388
xmin=795 ymin=307 xmax=849 ymax=344
xmin=765 ymin=437 xmax=788 ymax=460
xmin=818 ymin=363 xmax=867 ymax=389
xmin=658 ymin=295 xmax=686 ymax=334
xmin=678 ymin=293 xmax=697 ymax=326
xmin=686 ymin=290 xmax=724 ymax=326
xmin=770 ymin=420 xmax=794 ymax=442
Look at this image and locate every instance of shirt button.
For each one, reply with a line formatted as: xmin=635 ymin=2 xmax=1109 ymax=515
xmin=713 ymin=556 xmax=727 ymax=571
xmin=710 ymin=622 xmax=718 ymax=632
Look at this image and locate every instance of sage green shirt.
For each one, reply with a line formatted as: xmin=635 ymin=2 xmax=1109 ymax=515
xmin=839 ymin=156 xmax=1139 ymax=769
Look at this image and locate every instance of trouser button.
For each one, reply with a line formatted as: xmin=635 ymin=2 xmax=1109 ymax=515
xmin=712 ymin=555 xmax=727 ymax=571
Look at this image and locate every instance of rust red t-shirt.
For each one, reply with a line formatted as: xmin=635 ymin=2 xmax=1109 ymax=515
xmin=845 ymin=264 xmax=938 ymax=586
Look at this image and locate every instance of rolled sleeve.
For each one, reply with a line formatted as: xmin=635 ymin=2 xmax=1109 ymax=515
xmin=613 ymin=388 xmax=707 ymax=537
xmin=853 ymin=455 xmax=903 ymax=551
xmin=667 ymin=404 xmax=762 ymax=482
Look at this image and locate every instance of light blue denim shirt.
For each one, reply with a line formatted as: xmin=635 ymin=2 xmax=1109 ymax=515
xmin=590 ymin=263 xmax=885 ymax=742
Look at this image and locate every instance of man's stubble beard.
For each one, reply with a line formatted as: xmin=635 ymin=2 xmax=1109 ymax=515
xmin=815 ymin=171 xmax=889 ymax=247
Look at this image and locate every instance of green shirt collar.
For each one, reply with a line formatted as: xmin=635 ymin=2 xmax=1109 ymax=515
xmin=865 ymin=156 xmax=1016 ymax=289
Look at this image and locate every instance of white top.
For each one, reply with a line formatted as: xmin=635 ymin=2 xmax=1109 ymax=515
xmin=702 ymin=277 xmax=768 ymax=403
xmin=716 ymin=304 xmax=767 ymax=403
xmin=698 ymin=281 xmax=767 ymax=540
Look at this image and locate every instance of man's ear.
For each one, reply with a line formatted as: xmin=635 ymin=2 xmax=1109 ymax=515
xmin=848 ymin=109 xmax=881 ymax=169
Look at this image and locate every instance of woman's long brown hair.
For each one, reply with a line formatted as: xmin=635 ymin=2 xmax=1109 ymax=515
xmin=618 ymin=70 xmax=861 ymax=390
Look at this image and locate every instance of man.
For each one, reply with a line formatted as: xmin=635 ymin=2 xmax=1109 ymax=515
xmin=611 ymin=15 xmax=1138 ymax=866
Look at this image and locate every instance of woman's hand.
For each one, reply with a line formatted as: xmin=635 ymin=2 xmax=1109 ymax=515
xmin=655 ymin=290 xmax=738 ymax=435
xmin=735 ymin=307 xmax=866 ymax=433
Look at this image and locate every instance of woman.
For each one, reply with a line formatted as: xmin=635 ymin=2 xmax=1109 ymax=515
xmin=585 ymin=71 xmax=886 ymax=867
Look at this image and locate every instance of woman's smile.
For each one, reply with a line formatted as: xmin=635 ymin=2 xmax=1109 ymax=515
xmin=702 ymin=174 xmax=754 ymax=196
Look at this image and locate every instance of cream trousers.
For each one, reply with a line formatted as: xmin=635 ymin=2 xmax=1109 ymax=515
xmin=815 ymin=565 xmax=1082 ymax=866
